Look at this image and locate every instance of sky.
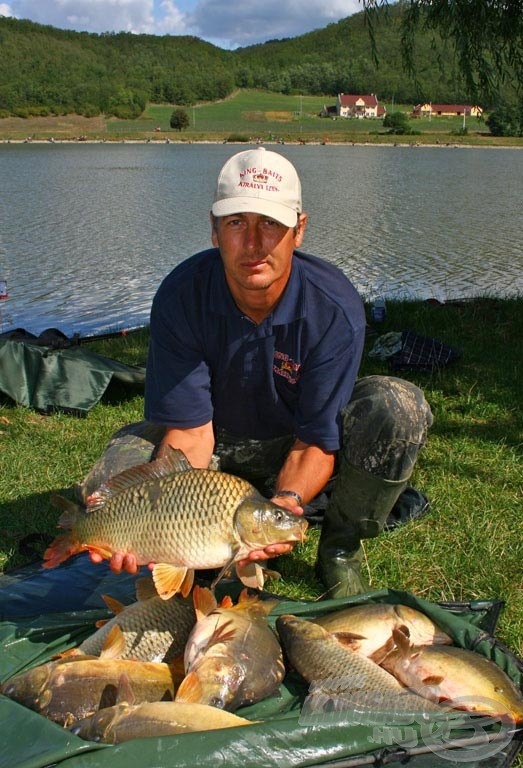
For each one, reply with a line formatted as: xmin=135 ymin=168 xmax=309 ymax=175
xmin=0 ymin=0 xmax=362 ymax=49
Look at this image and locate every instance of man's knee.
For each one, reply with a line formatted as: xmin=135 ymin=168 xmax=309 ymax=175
xmin=340 ymin=375 xmax=433 ymax=478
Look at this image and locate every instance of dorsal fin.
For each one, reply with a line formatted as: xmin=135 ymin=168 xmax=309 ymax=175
xmin=99 ymin=625 xmax=127 ymax=659
xmin=85 ymin=449 xmax=193 ymax=511
xmin=101 ymin=594 xmax=126 ymax=615
xmin=192 ymin=585 xmax=218 ymax=622
xmin=135 ymin=576 xmax=158 ymax=602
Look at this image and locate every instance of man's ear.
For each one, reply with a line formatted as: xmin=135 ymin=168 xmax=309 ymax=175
xmin=210 ymin=211 xmax=219 ymax=246
xmin=294 ymin=213 xmax=308 ymax=247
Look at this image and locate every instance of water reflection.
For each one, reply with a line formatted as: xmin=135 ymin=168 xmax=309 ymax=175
xmin=0 ymin=143 xmax=521 ymax=336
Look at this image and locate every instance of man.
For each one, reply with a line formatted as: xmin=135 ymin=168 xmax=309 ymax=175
xmin=0 ymin=147 xmax=430 ymax=620
xmin=92 ymin=146 xmax=432 ymax=597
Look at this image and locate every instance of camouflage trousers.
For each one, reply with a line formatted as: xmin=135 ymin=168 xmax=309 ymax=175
xmin=78 ymin=375 xmax=433 ymax=504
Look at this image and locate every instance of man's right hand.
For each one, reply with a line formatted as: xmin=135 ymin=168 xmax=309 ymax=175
xmin=88 ymin=550 xmax=154 ymax=575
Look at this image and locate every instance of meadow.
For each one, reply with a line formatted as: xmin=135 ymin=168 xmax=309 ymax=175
xmin=1 ymin=90 xmax=521 ymax=147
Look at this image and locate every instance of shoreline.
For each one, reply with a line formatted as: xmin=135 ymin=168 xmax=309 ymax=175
xmin=1 ymin=137 xmax=522 ymax=150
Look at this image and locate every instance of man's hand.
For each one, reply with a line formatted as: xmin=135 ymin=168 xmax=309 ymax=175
xmin=88 ymin=550 xmax=154 ymax=574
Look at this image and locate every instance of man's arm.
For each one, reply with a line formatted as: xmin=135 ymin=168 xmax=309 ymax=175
xmin=157 ymin=422 xmax=215 ymax=469
xmin=240 ymin=439 xmax=336 ymax=563
xmin=272 ymin=438 xmax=336 ymax=508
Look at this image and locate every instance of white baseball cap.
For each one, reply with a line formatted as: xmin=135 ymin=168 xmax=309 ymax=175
xmin=212 ymin=147 xmax=302 ymax=228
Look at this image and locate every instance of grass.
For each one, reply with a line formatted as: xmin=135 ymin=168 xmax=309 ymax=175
xmin=1 ymin=89 xmax=522 ymax=147
xmin=1 ymin=298 xmax=522 ymax=666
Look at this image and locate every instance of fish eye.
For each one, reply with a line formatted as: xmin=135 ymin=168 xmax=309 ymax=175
xmin=210 ymin=696 xmax=225 ymax=708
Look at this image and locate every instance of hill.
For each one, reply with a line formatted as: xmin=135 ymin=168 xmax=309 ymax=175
xmin=0 ymin=6 xmax=513 ymax=119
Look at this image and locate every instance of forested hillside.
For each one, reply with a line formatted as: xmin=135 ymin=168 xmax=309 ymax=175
xmin=0 ymin=6 xmax=512 ymax=119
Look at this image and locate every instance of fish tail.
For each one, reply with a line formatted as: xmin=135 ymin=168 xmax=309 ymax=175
xmin=42 ymin=532 xmax=84 ymax=568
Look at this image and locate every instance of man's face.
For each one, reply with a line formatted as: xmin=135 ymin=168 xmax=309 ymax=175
xmin=211 ymin=212 xmax=307 ymax=297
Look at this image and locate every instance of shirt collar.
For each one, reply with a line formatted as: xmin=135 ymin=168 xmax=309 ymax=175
xmin=209 ymin=249 xmax=306 ymax=325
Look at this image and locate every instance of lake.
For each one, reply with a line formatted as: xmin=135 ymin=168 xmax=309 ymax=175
xmin=0 ymin=142 xmax=522 ymax=338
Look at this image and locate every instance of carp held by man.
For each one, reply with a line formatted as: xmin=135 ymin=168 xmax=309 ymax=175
xmin=43 ymin=448 xmax=308 ymax=598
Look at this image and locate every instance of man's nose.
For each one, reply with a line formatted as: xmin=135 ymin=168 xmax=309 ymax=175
xmin=244 ymin=222 xmax=263 ymax=249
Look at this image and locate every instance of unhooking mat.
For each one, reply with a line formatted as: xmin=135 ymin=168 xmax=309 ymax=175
xmin=0 ymin=585 xmax=522 ymax=768
xmin=0 ymin=338 xmax=145 ymax=415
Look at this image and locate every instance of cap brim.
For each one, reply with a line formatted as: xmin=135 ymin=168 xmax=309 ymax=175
xmin=212 ymin=197 xmax=298 ymax=228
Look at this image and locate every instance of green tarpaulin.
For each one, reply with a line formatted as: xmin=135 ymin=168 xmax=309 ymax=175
xmin=0 ymin=587 xmax=522 ymax=768
xmin=0 ymin=339 xmax=145 ymax=415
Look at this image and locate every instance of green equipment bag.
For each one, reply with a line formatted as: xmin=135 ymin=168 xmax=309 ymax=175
xmin=0 ymin=587 xmax=522 ymax=768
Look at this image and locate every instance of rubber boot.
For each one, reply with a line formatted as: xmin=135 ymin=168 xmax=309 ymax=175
xmin=316 ymin=464 xmax=410 ymax=598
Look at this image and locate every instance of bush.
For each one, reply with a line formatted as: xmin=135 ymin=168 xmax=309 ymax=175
xmin=383 ymin=111 xmax=411 ymax=134
xmin=170 ymin=107 xmax=190 ymax=131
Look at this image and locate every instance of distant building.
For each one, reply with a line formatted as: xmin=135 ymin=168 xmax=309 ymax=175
xmin=412 ymin=103 xmax=483 ymax=118
xmin=336 ymin=93 xmax=386 ymax=119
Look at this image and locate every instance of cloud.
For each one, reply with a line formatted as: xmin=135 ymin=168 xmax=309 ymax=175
xmin=5 ymin=0 xmax=161 ymax=34
xmin=189 ymin=0 xmax=361 ymax=48
xmin=2 ymin=0 xmax=360 ymax=46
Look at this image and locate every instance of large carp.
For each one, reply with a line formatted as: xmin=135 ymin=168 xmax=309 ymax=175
xmin=176 ymin=586 xmax=285 ymax=711
xmin=70 ymin=701 xmax=254 ymax=743
xmin=381 ymin=627 xmax=523 ymax=723
xmin=43 ymin=448 xmax=308 ymax=599
xmin=77 ymin=577 xmax=196 ymax=662
xmin=0 ymin=657 xmax=181 ymax=727
xmin=314 ymin=602 xmax=452 ymax=662
xmin=276 ymin=614 xmax=441 ymax=720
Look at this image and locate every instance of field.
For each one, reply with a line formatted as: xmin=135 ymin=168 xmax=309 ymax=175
xmin=1 ymin=90 xmax=521 ymax=147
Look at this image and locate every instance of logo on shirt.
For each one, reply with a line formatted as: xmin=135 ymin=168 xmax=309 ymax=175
xmin=273 ymin=351 xmax=301 ymax=384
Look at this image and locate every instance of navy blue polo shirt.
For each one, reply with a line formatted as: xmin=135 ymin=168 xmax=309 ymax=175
xmin=145 ymin=248 xmax=365 ymax=451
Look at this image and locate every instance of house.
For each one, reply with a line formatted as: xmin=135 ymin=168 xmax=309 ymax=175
xmin=337 ymin=93 xmax=386 ymax=119
xmin=412 ymin=103 xmax=483 ymax=118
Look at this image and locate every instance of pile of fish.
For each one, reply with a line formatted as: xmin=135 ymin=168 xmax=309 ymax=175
xmin=2 ymin=584 xmax=522 ymax=744
xmin=2 ymin=453 xmax=522 ymax=745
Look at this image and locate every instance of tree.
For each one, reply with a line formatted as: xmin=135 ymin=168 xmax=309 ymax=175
xmin=486 ymin=100 xmax=523 ymax=136
xmin=170 ymin=107 xmax=190 ymax=131
xmin=383 ymin=110 xmax=410 ymax=134
xmin=360 ymin=1 xmax=523 ymax=98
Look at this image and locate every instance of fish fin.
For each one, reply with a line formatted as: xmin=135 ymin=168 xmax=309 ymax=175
xmin=192 ymin=585 xmax=218 ymax=622
xmin=115 ymin=673 xmax=136 ymax=706
xmin=370 ymin=635 xmax=396 ymax=664
xmin=391 ymin=626 xmax=413 ymax=655
xmin=422 ymin=675 xmax=445 ymax=686
xmin=88 ymin=448 xmax=194 ymax=512
xmin=99 ymin=625 xmax=126 ymax=660
xmin=234 ymin=588 xmax=279 ymax=616
xmin=135 ymin=576 xmax=157 ymax=602
xmin=235 ymin=561 xmax=265 ymax=590
xmin=180 ymin=569 xmax=194 ymax=598
xmin=101 ymin=594 xmax=126 ymax=615
xmin=210 ymin=555 xmax=237 ymax=590
xmin=95 ymin=619 xmax=109 ymax=629
xmin=206 ymin=619 xmax=236 ymax=649
xmin=332 ymin=631 xmax=366 ymax=648
xmin=42 ymin=533 xmax=84 ymax=568
xmin=51 ymin=648 xmax=84 ymax=660
xmin=152 ymin=563 xmax=189 ymax=600
xmin=175 ymin=671 xmax=203 ymax=704
xmin=219 ymin=595 xmax=235 ymax=609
